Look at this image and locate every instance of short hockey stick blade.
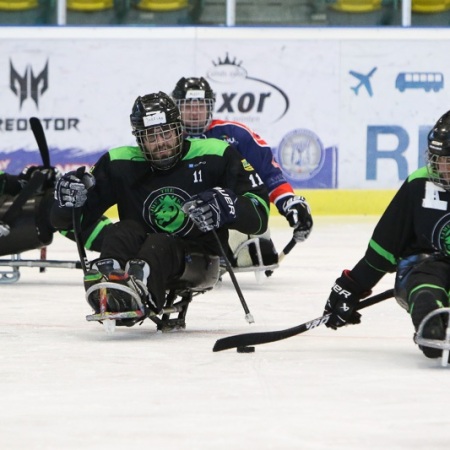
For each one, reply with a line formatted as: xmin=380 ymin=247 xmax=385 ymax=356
xmin=212 ymin=288 xmax=394 ymax=352
xmin=265 ymin=238 xmax=297 ymax=277
xmin=86 ymin=310 xmax=146 ymax=322
xmin=278 ymin=237 xmax=297 ymax=263
xmin=72 ymin=207 xmax=90 ymax=274
xmin=29 ymin=117 xmax=51 ymax=168
xmin=211 ymin=229 xmax=254 ymax=323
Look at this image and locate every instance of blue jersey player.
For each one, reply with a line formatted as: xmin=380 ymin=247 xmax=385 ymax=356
xmin=171 ymin=77 xmax=313 ymax=274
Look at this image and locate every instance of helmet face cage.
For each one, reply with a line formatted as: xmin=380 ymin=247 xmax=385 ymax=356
xmin=176 ymin=97 xmax=215 ymax=135
xmin=427 ymin=151 xmax=450 ymax=190
xmin=426 ymin=111 xmax=450 ymax=190
xmin=130 ymin=92 xmax=184 ymax=170
xmin=172 ymin=77 xmax=216 ymax=135
xmin=134 ymin=122 xmax=184 ymax=170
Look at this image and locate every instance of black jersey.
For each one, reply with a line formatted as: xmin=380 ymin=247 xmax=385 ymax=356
xmin=52 ymin=138 xmax=269 ymax=255
xmin=352 ymin=166 xmax=450 ymax=289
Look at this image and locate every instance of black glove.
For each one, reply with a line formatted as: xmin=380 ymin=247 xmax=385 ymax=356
xmin=19 ymin=166 xmax=60 ymax=191
xmin=54 ymin=167 xmax=95 ymax=208
xmin=0 ymin=172 xmax=21 ymax=196
xmin=324 ymin=270 xmax=370 ymax=330
xmin=275 ymin=195 xmax=313 ymax=242
xmin=0 ymin=221 xmax=10 ymax=238
xmin=182 ymin=187 xmax=238 ymax=233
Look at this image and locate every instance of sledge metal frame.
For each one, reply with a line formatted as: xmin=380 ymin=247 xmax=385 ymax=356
xmin=86 ymin=283 xmax=215 ymax=334
xmin=414 ymin=307 xmax=450 ymax=368
xmin=227 ymin=237 xmax=279 ymax=274
xmin=0 ymin=252 xmax=82 ymax=284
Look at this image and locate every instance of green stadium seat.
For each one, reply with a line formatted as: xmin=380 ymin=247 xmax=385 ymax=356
xmin=136 ymin=0 xmax=188 ymax=11
xmin=413 ymin=0 xmax=448 ymax=13
xmin=66 ymin=0 xmax=120 ymax=25
xmin=412 ymin=0 xmax=450 ymax=25
xmin=122 ymin=0 xmax=195 ymax=24
xmin=327 ymin=0 xmax=386 ymax=26
xmin=331 ymin=0 xmax=382 ymax=12
xmin=0 ymin=0 xmax=52 ymax=24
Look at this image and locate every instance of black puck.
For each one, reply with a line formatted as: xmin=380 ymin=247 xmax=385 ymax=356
xmin=237 ymin=346 xmax=255 ymax=353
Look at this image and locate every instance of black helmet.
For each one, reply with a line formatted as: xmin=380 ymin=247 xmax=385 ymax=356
xmin=428 ymin=111 xmax=450 ymax=156
xmin=130 ymin=92 xmax=183 ymax=171
xmin=172 ymin=77 xmax=215 ymax=101
xmin=427 ymin=111 xmax=450 ymax=189
xmin=172 ymin=77 xmax=216 ymax=135
xmin=130 ymin=91 xmax=181 ymax=132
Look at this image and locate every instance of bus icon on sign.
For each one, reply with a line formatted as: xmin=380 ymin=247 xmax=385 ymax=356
xmin=395 ymin=72 xmax=444 ymax=92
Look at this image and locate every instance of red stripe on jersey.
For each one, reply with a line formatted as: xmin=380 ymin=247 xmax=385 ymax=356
xmin=269 ymin=183 xmax=295 ymax=204
xmin=209 ymin=120 xmax=269 ymax=147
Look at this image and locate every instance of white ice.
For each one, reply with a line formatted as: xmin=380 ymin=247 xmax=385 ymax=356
xmin=1 ymin=216 xmax=450 ymax=450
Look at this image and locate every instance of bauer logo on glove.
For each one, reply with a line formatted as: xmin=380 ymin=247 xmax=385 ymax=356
xmin=323 ymin=270 xmax=371 ymax=330
xmin=275 ymin=194 xmax=313 ymax=242
xmin=182 ymin=187 xmax=238 ymax=233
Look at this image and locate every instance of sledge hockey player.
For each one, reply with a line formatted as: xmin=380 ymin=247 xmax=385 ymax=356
xmin=171 ymin=76 xmax=313 ymax=274
xmin=51 ymin=91 xmax=269 ymax=329
xmin=0 ymin=166 xmax=111 ymax=257
xmin=0 ymin=166 xmax=57 ymax=255
xmin=323 ymin=110 xmax=450 ymax=363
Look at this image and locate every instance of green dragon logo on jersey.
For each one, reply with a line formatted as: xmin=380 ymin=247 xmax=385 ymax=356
xmin=143 ymin=187 xmax=193 ymax=236
xmin=440 ymin=222 xmax=450 ymax=255
xmin=434 ymin=214 xmax=450 ymax=255
xmin=151 ymin=195 xmax=185 ymax=232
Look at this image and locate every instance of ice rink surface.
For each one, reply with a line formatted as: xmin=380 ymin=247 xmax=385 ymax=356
xmin=1 ymin=216 xmax=450 ymax=450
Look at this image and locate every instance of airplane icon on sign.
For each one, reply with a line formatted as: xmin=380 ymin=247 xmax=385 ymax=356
xmin=349 ymin=67 xmax=377 ymax=97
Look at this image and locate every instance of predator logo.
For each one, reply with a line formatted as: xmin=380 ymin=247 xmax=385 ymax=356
xmin=10 ymin=60 xmax=49 ymax=109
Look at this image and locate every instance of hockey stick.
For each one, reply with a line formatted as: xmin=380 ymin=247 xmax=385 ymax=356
xmin=212 ymin=288 xmax=394 ymax=352
xmin=0 ymin=258 xmax=82 ymax=269
xmin=278 ymin=237 xmax=297 ymax=263
xmin=212 ymin=229 xmax=255 ymax=324
xmin=29 ymin=117 xmax=50 ymax=168
xmin=29 ymin=117 xmax=51 ymax=272
xmin=72 ymin=207 xmax=89 ymax=275
xmin=265 ymin=237 xmax=297 ymax=277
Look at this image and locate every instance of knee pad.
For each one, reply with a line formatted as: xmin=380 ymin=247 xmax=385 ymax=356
xmin=233 ymin=237 xmax=278 ymax=268
xmin=172 ymin=253 xmax=220 ymax=292
xmin=248 ymin=238 xmax=278 ymax=266
xmin=0 ymin=194 xmax=53 ymax=256
xmin=228 ymin=230 xmax=278 ymax=268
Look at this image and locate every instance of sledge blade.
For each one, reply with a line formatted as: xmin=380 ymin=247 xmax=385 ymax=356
xmin=86 ymin=310 xmax=145 ymax=322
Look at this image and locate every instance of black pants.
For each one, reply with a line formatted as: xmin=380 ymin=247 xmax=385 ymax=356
xmin=100 ymin=220 xmax=208 ymax=310
xmin=0 ymin=189 xmax=112 ymax=255
xmin=395 ymin=256 xmax=450 ymax=329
